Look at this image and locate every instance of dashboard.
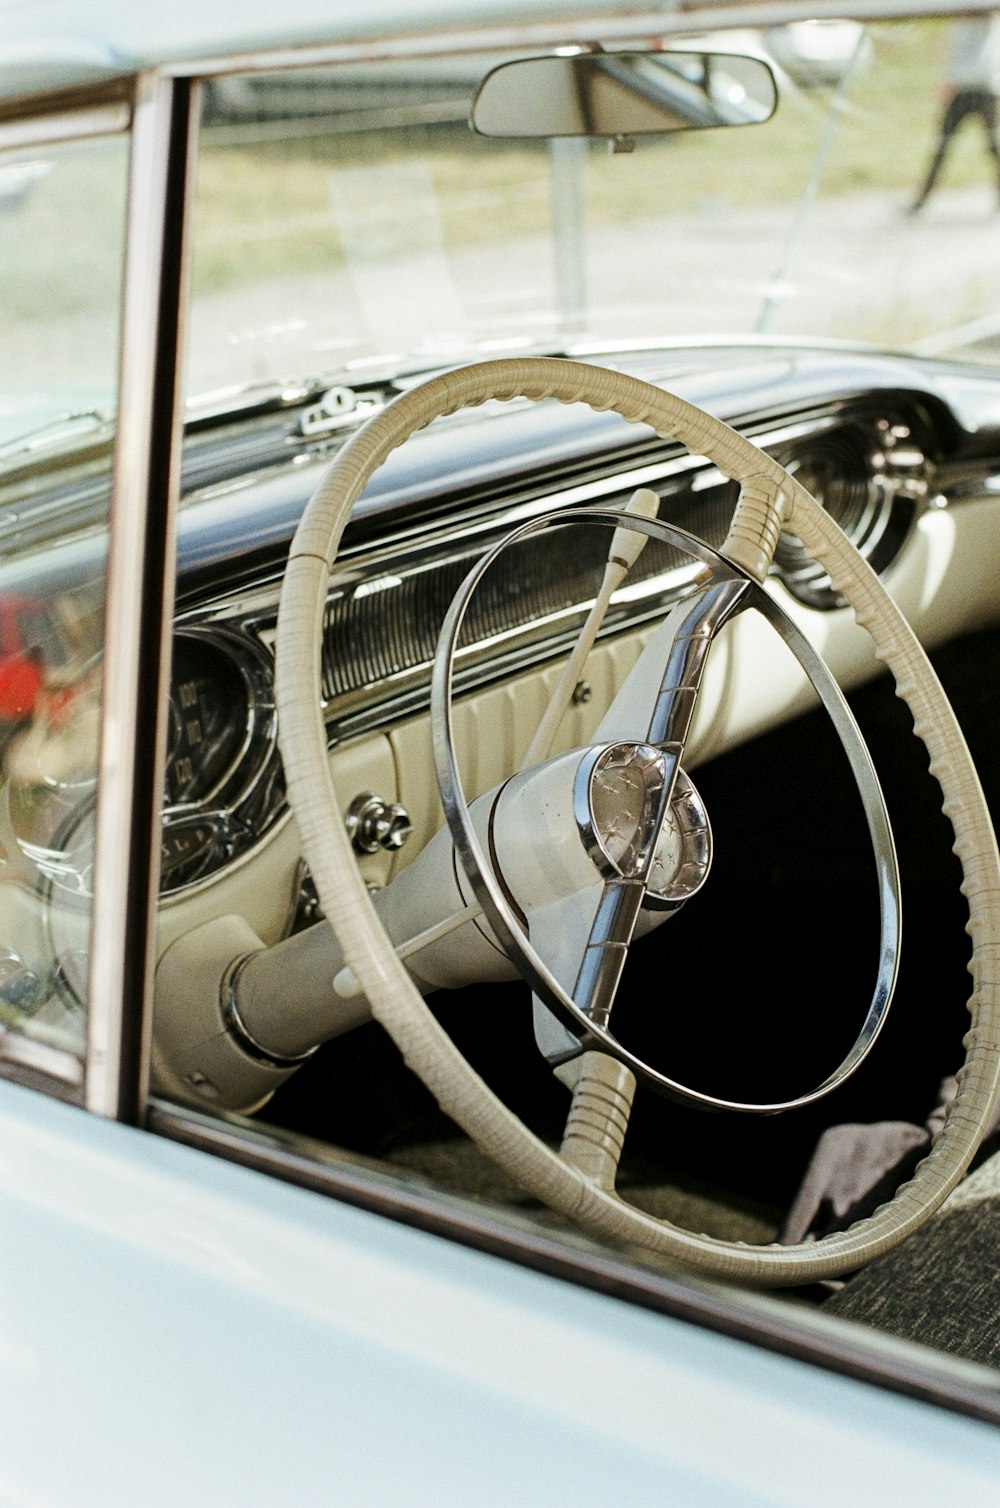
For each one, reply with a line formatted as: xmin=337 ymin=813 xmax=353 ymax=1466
xmin=158 ymin=345 xmax=998 ymax=928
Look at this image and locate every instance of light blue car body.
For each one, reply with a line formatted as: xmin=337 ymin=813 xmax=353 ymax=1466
xmin=1 ymin=1077 xmax=999 ymax=1503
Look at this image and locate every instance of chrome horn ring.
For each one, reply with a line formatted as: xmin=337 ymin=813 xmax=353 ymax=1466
xmin=431 ymin=506 xmax=901 ymax=1113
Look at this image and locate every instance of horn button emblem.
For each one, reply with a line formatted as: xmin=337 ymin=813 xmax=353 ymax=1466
xmin=578 ymin=741 xmax=712 ymax=908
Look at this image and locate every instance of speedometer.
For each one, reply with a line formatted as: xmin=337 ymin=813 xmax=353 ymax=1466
xmin=23 ymin=624 xmax=285 ymax=902
xmin=160 ymin=626 xmax=284 ymax=894
xmin=26 ymin=625 xmax=284 ymax=980
xmin=167 ymin=635 xmax=250 ymax=806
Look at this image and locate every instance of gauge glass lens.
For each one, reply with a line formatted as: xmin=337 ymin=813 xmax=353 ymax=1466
xmin=167 ymin=637 xmax=249 ymax=807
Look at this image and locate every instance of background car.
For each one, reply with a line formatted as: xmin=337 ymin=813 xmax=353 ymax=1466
xmin=2 ymin=0 xmax=1000 ymax=1499
xmin=764 ymin=19 xmax=872 ymax=86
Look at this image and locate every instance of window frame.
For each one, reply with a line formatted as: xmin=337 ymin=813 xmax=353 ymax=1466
xmin=85 ymin=71 xmax=197 ymax=1122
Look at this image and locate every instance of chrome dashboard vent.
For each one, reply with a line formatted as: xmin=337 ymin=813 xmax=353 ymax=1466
xmin=320 ymin=517 xmax=688 ymax=716
xmin=770 ymin=415 xmax=930 ymax=608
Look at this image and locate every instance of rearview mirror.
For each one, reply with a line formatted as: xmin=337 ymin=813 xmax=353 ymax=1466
xmin=471 ymin=50 xmax=778 ymax=139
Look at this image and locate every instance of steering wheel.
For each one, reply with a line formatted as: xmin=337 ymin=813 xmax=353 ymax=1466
xmin=275 ymin=358 xmax=1000 ymax=1284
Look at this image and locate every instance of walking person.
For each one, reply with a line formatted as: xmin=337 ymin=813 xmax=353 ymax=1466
xmin=910 ymin=12 xmax=1000 ymax=211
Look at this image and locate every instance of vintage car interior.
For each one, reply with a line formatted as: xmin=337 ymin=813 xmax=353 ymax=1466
xmin=3 ymin=1 xmax=1000 ymax=1419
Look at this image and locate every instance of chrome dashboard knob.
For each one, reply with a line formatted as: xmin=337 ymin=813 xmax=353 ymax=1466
xmin=346 ymin=793 xmax=413 ymax=855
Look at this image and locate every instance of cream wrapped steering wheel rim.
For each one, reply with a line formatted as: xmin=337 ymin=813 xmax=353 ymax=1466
xmin=276 ymin=358 xmax=1000 ymax=1285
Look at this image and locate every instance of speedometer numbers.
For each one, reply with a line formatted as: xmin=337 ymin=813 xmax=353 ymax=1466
xmin=160 ymin=627 xmax=283 ymax=892
xmin=166 ymin=641 xmax=247 ymax=806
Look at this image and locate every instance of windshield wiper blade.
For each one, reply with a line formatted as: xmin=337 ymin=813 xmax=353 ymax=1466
xmin=184 ymin=377 xmax=326 ymax=426
xmin=0 ymin=408 xmax=115 ymax=464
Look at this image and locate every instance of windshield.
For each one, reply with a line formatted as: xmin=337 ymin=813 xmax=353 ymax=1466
xmin=183 ymin=16 xmax=1000 ymax=408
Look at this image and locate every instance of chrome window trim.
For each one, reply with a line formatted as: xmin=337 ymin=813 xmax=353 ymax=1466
xmin=0 ymin=102 xmax=130 ymax=152
xmin=159 ymin=3 xmax=987 ymax=86
xmin=164 ymin=15 xmax=735 ymax=83
xmin=85 ymin=72 xmax=197 ymax=1121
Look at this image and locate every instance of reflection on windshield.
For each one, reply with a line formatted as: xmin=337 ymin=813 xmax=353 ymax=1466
xmin=0 ymin=126 xmax=125 ymax=1058
xmin=0 ymin=134 xmax=127 ymax=457
xmin=185 ymin=18 xmax=1000 ymax=407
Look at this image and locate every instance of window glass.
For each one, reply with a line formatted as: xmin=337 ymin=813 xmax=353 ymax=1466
xmin=0 ymin=126 xmax=128 ymax=1065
